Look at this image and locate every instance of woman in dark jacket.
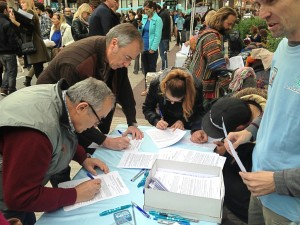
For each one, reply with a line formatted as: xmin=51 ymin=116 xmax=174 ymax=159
xmin=10 ymin=0 xmax=50 ymax=82
xmin=71 ymin=3 xmax=92 ymax=41
xmin=143 ymin=67 xmax=204 ymax=131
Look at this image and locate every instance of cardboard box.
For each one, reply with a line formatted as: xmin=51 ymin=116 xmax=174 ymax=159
xmin=144 ymin=159 xmax=224 ymax=223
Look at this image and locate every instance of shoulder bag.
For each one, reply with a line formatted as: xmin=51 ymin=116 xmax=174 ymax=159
xmin=21 ymin=33 xmax=37 ymax=55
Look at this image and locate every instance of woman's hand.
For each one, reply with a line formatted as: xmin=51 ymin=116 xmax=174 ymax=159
xmin=170 ymin=120 xmax=184 ymax=130
xmin=156 ymin=119 xmax=168 ymax=130
xmin=190 ymin=130 xmax=208 ymax=144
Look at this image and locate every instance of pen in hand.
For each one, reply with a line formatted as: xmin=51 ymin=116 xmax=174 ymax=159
xmin=159 ymin=108 xmax=163 ymax=120
xmin=87 ymin=172 xmax=94 ymax=180
xmin=117 ymin=130 xmax=123 ymax=135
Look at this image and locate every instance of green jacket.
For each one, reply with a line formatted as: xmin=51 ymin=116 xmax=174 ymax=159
xmin=0 ymin=80 xmax=78 ymax=184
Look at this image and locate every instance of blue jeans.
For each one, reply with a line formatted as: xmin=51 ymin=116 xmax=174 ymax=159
xmin=159 ymin=39 xmax=169 ymax=70
xmin=0 ymin=54 xmax=17 ymax=92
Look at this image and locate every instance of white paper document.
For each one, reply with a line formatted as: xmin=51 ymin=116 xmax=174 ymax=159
xmin=154 ymin=171 xmax=222 ymax=199
xmin=17 ymin=8 xmax=33 ymax=19
xmin=179 ymin=44 xmax=190 ymax=55
xmin=227 ymin=55 xmax=244 ymax=70
xmin=118 ymin=147 xmax=226 ymax=169
xmin=58 ymin=171 xmax=129 ymax=211
xmin=158 ymin=147 xmax=226 ymax=168
xmin=117 ymin=152 xmax=158 ymax=169
xmin=145 ymin=128 xmax=186 ymax=149
xmin=222 ymin=120 xmax=247 ymax=172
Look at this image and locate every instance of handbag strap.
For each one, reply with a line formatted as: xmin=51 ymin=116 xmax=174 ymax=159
xmin=58 ymin=27 xmax=67 ymax=47
xmin=23 ymin=32 xmax=34 ymax=43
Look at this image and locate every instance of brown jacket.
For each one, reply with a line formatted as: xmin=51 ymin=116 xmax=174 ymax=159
xmin=20 ymin=9 xmax=50 ymax=64
xmin=37 ymin=36 xmax=137 ymax=147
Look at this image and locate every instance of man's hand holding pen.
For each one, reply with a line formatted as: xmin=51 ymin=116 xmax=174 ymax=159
xmin=102 ymin=136 xmax=130 ymax=150
xmin=75 ymin=178 xmax=101 ymax=203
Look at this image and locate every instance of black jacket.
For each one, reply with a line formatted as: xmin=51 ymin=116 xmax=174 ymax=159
xmin=88 ymin=3 xmax=119 ymax=36
xmin=0 ymin=13 xmax=20 ymax=54
xmin=158 ymin=8 xmax=171 ymax=40
xmin=143 ymin=73 xmax=204 ymax=131
xmin=71 ymin=18 xmax=89 ymax=41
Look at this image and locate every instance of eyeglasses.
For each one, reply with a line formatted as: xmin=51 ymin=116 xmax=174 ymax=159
xmin=87 ymin=103 xmax=102 ymax=125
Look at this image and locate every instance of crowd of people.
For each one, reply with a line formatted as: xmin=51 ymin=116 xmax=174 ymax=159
xmin=1 ymin=0 xmax=300 ymax=225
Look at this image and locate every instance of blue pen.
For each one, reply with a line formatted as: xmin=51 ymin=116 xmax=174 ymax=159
xmin=153 ymin=215 xmax=190 ymax=224
xmin=117 ymin=130 xmax=123 ymax=135
xmin=99 ymin=204 xmax=131 ymax=216
xmin=86 ymin=172 xmax=94 ymax=180
xmin=137 ymin=170 xmax=149 ymax=188
xmin=131 ymin=201 xmax=151 ymax=219
xmin=149 ymin=211 xmax=198 ymax=223
xmin=158 ymin=108 xmax=163 ymax=119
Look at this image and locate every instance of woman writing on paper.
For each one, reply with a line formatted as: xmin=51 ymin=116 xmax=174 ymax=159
xmin=142 ymin=68 xmax=204 ymax=131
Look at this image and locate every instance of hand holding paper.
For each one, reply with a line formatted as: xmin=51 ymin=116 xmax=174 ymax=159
xmin=222 ymin=118 xmax=247 ymax=172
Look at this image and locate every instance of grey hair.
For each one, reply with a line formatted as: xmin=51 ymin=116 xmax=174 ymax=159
xmin=106 ymin=23 xmax=143 ymax=52
xmin=66 ymin=77 xmax=115 ymax=110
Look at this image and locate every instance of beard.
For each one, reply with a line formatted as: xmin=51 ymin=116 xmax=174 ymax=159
xmin=219 ymin=27 xmax=231 ymax=36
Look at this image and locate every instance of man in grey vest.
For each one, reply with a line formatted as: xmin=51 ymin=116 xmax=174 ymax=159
xmin=0 ymin=78 xmax=115 ymax=225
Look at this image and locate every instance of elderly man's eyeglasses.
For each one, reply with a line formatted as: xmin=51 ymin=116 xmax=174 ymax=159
xmin=87 ymin=103 xmax=102 ymax=125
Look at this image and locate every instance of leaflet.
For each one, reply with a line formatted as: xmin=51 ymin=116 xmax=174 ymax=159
xmin=58 ymin=171 xmax=129 ymax=211
xmin=145 ymin=128 xmax=186 ymax=149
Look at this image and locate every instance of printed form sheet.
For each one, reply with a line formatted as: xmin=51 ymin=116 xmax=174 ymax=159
xmin=58 ymin=171 xmax=129 ymax=211
xmin=145 ymin=128 xmax=186 ymax=148
xmin=154 ymin=170 xmax=222 ymax=199
xmin=117 ymin=152 xmax=159 ymax=169
xmin=118 ymin=147 xmax=226 ymax=169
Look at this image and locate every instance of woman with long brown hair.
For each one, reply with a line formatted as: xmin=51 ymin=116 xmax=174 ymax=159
xmin=143 ymin=67 xmax=204 ymax=131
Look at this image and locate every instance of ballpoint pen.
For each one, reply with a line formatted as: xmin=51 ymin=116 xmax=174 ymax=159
xmin=131 ymin=201 xmax=151 ymax=219
xmin=153 ymin=215 xmax=190 ymax=224
xmin=158 ymin=108 xmax=164 ymax=120
xmin=149 ymin=211 xmax=199 ymax=223
xmin=130 ymin=169 xmax=146 ymax=182
xmin=99 ymin=204 xmax=131 ymax=216
xmin=117 ymin=130 xmax=123 ymax=135
xmin=137 ymin=170 xmax=149 ymax=188
xmin=86 ymin=172 xmax=94 ymax=180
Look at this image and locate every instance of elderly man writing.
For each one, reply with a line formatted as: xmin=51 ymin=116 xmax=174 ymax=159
xmin=0 ymin=78 xmax=115 ymax=225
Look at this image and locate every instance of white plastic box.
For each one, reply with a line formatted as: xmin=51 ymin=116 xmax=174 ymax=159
xmin=144 ymin=159 xmax=224 ymax=224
